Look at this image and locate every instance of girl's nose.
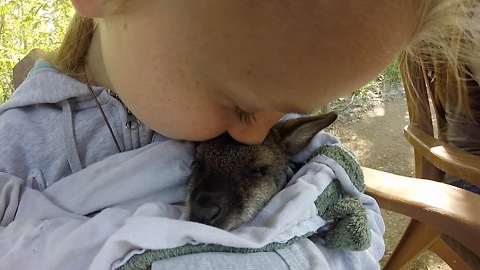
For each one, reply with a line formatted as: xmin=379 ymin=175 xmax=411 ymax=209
xmin=227 ymin=111 xmax=284 ymax=145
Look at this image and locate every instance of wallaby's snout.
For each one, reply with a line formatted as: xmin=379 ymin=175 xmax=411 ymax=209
xmin=187 ymin=135 xmax=285 ymax=230
xmin=189 ymin=191 xmax=226 ymax=225
xmin=186 ymin=112 xmax=338 ymax=230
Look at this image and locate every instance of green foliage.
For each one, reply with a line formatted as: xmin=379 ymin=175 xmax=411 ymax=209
xmin=0 ymin=0 xmax=74 ymax=103
xmin=378 ymin=60 xmax=402 ymax=87
xmin=356 ymin=60 xmax=402 ymax=95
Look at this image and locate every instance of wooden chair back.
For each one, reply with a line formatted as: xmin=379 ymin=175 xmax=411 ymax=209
xmin=379 ymin=50 xmax=480 ymax=269
xmin=401 ymin=49 xmax=480 ymax=186
xmin=12 ymin=49 xmax=44 ymax=89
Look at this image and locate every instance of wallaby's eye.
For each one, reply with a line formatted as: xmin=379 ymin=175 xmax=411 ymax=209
xmin=250 ymin=166 xmax=268 ymax=177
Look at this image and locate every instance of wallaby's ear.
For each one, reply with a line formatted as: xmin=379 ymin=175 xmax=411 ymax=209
xmin=273 ymin=111 xmax=337 ymax=156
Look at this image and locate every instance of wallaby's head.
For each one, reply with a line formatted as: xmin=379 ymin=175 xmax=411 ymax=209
xmin=186 ymin=112 xmax=337 ymax=230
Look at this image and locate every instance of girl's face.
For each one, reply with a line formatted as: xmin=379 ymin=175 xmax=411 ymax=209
xmin=79 ymin=0 xmax=420 ymax=144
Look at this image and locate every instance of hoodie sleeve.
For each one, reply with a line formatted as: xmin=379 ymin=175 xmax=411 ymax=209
xmin=0 ymin=172 xmax=102 ymax=270
xmin=0 ymin=139 xmax=194 ymax=270
xmin=0 ymin=172 xmax=90 ymax=225
xmin=0 ymin=173 xmax=23 ymax=226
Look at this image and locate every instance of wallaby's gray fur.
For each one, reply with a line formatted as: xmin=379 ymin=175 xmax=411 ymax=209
xmin=186 ymin=112 xmax=338 ymax=231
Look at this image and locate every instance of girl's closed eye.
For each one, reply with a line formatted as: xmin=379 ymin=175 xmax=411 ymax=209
xmin=234 ymin=106 xmax=256 ymax=123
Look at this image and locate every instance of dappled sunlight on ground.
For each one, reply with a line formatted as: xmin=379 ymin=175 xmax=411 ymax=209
xmin=330 ymin=100 xmax=414 ymax=177
xmin=332 ymin=129 xmax=374 ymax=162
xmin=373 ymin=106 xmax=385 ymax=117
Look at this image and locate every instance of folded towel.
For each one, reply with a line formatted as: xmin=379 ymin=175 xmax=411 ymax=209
xmin=119 ymin=136 xmax=370 ymax=270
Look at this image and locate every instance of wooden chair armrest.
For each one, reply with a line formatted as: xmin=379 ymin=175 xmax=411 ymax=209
xmin=403 ymin=124 xmax=480 ymax=186
xmin=13 ymin=49 xmax=45 ymax=89
xmin=362 ymin=167 xmax=480 ymax=257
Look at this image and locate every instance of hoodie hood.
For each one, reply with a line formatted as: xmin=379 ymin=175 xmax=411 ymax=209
xmin=0 ymin=61 xmax=158 ymax=186
xmin=0 ymin=61 xmax=105 ymax=114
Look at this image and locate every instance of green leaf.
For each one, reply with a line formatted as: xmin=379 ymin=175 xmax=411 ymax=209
xmin=0 ymin=0 xmax=73 ymax=102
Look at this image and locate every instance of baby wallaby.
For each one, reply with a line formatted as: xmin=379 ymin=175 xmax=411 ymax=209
xmin=186 ymin=112 xmax=338 ymax=231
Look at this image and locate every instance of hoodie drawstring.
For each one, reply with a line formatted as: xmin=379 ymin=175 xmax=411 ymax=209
xmin=61 ymin=99 xmax=83 ymax=173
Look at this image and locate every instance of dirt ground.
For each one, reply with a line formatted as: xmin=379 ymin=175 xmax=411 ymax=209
xmin=327 ymin=95 xmax=451 ymax=269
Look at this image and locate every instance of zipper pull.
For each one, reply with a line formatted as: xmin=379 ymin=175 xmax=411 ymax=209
xmin=125 ymin=107 xmax=141 ymax=130
xmin=106 ymin=89 xmax=141 ymax=130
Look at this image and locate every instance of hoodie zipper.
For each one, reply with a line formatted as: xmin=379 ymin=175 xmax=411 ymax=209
xmin=106 ymin=89 xmax=141 ymax=130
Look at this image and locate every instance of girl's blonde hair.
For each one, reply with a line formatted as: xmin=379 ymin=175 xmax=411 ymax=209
xmin=45 ymin=13 xmax=95 ymax=77
xmin=401 ymin=0 xmax=480 ymax=123
xmin=404 ymin=0 xmax=480 ymax=74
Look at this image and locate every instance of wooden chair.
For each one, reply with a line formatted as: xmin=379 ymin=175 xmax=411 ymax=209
xmin=12 ymin=49 xmax=44 ymax=89
xmin=364 ymin=49 xmax=480 ymax=270
xmin=364 ymin=167 xmax=480 ymax=270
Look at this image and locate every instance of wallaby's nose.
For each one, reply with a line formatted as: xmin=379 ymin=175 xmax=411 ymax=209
xmin=190 ymin=195 xmax=223 ymax=225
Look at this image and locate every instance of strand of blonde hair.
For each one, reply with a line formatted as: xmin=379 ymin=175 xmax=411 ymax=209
xmin=45 ymin=13 xmax=95 ymax=77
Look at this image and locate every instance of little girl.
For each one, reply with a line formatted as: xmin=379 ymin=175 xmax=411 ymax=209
xmin=1 ymin=0 xmax=479 ymax=269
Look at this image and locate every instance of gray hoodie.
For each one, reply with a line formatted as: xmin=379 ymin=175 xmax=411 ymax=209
xmin=0 ymin=63 xmax=166 ymax=188
xmin=0 ymin=63 xmax=385 ymax=270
